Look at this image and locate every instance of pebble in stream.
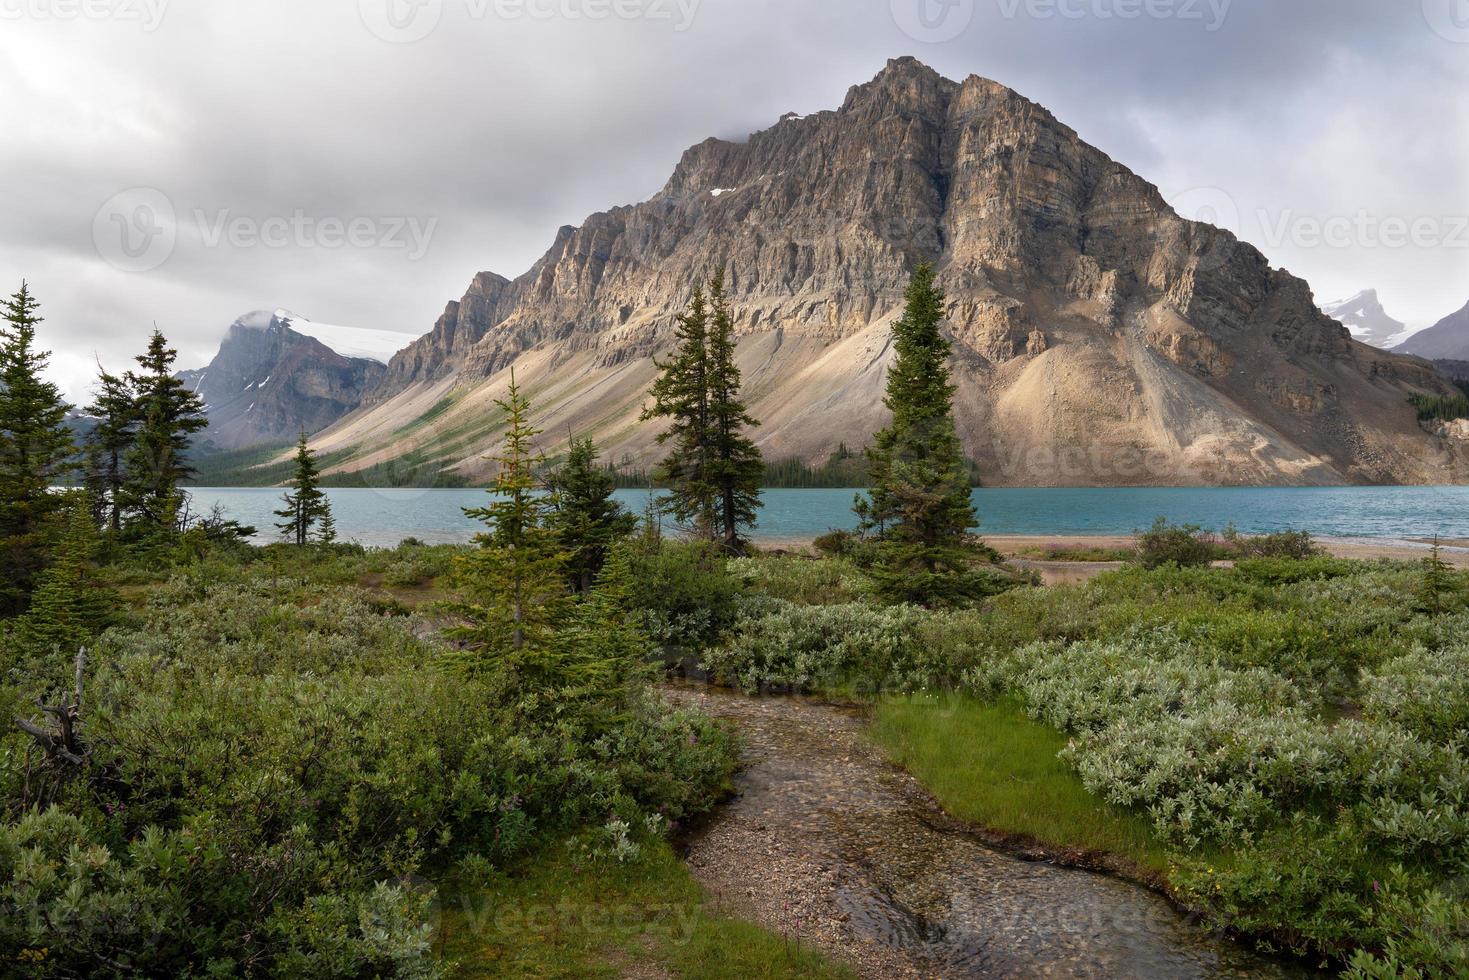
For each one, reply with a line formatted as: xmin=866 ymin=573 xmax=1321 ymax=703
xmin=669 ymin=685 xmax=1314 ymax=980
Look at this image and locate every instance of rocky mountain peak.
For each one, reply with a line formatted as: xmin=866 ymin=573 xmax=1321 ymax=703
xmin=1322 ymin=290 xmax=1410 ymax=349
xmin=181 ymin=312 xmax=386 ymax=452
xmin=311 ymin=57 xmax=1464 ymax=488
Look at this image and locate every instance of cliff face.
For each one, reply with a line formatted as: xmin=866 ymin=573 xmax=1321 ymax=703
xmin=312 ymin=57 xmax=1464 ymax=486
xmin=181 ymin=311 xmax=386 ymax=452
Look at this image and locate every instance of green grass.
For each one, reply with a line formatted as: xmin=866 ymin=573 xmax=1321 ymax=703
xmin=870 ymin=694 xmax=1172 ymax=874
xmin=436 ymin=840 xmax=854 ymax=979
xmin=1011 ymin=544 xmax=1137 ymax=562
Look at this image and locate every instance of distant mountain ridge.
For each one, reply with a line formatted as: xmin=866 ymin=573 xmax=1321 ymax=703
xmin=180 ymin=311 xmax=387 ymax=451
xmin=295 ymin=57 xmax=1464 ymax=486
xmin=1396 ymin=301 xmax=1469 ymax=362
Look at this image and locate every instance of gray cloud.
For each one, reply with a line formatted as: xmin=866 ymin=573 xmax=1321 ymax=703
xmin=0 ymin=0 xmax=1464 ymax=403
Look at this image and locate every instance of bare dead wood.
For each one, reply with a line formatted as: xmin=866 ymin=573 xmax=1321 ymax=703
xmin=12 ymin=650 xmax=91 ymax=805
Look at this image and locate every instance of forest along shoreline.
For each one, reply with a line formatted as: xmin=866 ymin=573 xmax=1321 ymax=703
xmin=665 ymin=682 xmax=1314 ymax=979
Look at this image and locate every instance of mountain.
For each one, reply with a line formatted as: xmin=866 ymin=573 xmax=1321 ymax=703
xmin=180 ymin=311 xmax=389 ymax=451
xmin=1395 ymin=301 xmax=1469 ymax=361
xmin=302 ymin=57 xmax=1464 ymax=487
xmin=1321 ymin=290 xmax=1414 ymax=349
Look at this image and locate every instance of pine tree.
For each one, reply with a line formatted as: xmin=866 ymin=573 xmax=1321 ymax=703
xmin=316 ymin=507 xmax=338 ymax=546
xmin=547 ymin=436 xmax=637 ymax=592
xmin=81 ymin=366 xmax=137 ymax=533
xmin=12 ymin=500 xmax=113 ymax=676
xmin=705 ymin=271 xmax=764 ymax=554
xmin=274 ymin=433 xmax=329 ymax=546
xmin=444 ymin=372 xmax=571 ymax=678
xmin=555 ymin=543 xmax=653 ymax=707
xmin=643 ymin=285 xmax=717 ymax=539
xmin=1419 ymin=536 xmax=1456 ymax=616
xmin=855 ymin=263 xmax=986 ymax=607
xmin=0 ymin=282 xmax=75 ymax=615
xmin=118 ymin=329 xmax=207 ymax=535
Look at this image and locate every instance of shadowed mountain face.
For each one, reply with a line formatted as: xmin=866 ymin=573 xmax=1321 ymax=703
xmin=180 ymin=311 xmax=386 ymax=452
xmin=309 ymin=57 xmax=1464 ymax=487
xmin=1397 ymin=302 xmax=1469 ymax=362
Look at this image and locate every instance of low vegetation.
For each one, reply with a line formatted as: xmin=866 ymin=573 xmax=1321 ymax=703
xmin=709 ymin=547 xmax=1469 ymax=975
xmin=7 ymin=272 xmax=1468 ymax=977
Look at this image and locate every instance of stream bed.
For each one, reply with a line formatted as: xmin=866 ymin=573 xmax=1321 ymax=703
xmin=669 ymin=684 xmax=1316 ymax=979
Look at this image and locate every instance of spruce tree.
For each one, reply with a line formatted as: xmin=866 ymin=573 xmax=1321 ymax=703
xmin=274 ymin=433 xmax=329 ymax=546
xmin=855 ymin=263 xmax=986 ymax=607
xmin=118 ymin=329 xmax=207 ymax=535
xmin=705 ymin=271 xmax=764 ymax=554
xmin=1419 ymin=536 xmax=1456 ymax=616
xmin=547 ymin=436 xmax=637 ymax=592
xmin=81 ymin=366 xmax=137 ymax=533
xmin=316 ymin=508 xmax=338 ymax=546
xmin=643 ymin=285 xmax=717 ymax=539
xmin=12 ymin=500 xmax=113 ymax=676
xmin=0 ymin=282 xmax=75 ymax=615
xmin=444 ymin=372 xmax=571 ymax=679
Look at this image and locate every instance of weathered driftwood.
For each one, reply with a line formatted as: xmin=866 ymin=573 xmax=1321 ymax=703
xmin=14 ymin=648 xmax=90 ymax=768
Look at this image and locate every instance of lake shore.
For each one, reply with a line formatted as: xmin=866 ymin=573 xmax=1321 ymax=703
xmin=762 ymin=533 xmax=1469 ymax=566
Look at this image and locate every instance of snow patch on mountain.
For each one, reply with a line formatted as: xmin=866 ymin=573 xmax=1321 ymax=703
xmin=272 ymin=309 xmax=420 ymax=364
xmin=1321 ymin=289 xmax=1411 ymax=350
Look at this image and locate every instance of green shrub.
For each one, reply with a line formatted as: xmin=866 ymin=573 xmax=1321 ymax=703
xmin=704 ymin=601 xmax=934 ymax=693
xmin=1225 ymin=527 xmax=1321 ymax=560
xmin=812 ymin=529 xmax=858 ymax=557
xmin=623 ymin=541 xmax=744 ymax=651
xmin=0 ymin=565 xmax=740 ymax=976
xmin=1134 ymin=517 xmax=1224 ymax=568
xmin=728 ymin=555 xmax=866 ymax=605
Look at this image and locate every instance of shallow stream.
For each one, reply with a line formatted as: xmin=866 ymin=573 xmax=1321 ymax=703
xmin=671 ymin=685 xmax=1315 ymax=979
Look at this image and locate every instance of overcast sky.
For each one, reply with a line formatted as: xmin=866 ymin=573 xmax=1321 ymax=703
xmin=2 ymin=0 xmax=1466 ymax=403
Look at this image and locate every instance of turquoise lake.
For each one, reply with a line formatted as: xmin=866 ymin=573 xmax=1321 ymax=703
xmin=186 ymin=486 xmax=1469 ymax=548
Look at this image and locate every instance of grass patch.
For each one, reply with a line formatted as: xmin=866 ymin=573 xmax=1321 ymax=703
xmin=1011 ymin=543 xmax=1136 ymax=562
xmin=437 ymin=840 xmax=854 ymax=979
xmin=870 ymin=694 xmax=1172 ymax=873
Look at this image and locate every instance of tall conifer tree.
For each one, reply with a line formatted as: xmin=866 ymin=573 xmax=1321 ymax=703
xmin=855 ymin=263 xmax=985 ymax=606
xmin=705 ymin=271 xmax=763 ymax=554
xmin=118 ymin=329 xmax=207 ymax=534
xmin=445 ymin=372 xmax=570 ymax=677
xmin=81 ymin=366 xmax=137 ymax=533
xmin=643 ymin=285 xmax=717 ymax=539
xmin=274 ymin=433 xmax=330 ymax=546
xmin=0 ymin=282 xmax=75 ymax=614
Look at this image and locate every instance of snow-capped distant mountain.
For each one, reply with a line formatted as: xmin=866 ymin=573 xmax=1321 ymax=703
xmin=179 ymin=311 xmax=389 ymax=451
xmin=269 ymin=309 xmax=420 ymax=365
xmin=1321 ymin=290 xmax=1417 ymax=349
